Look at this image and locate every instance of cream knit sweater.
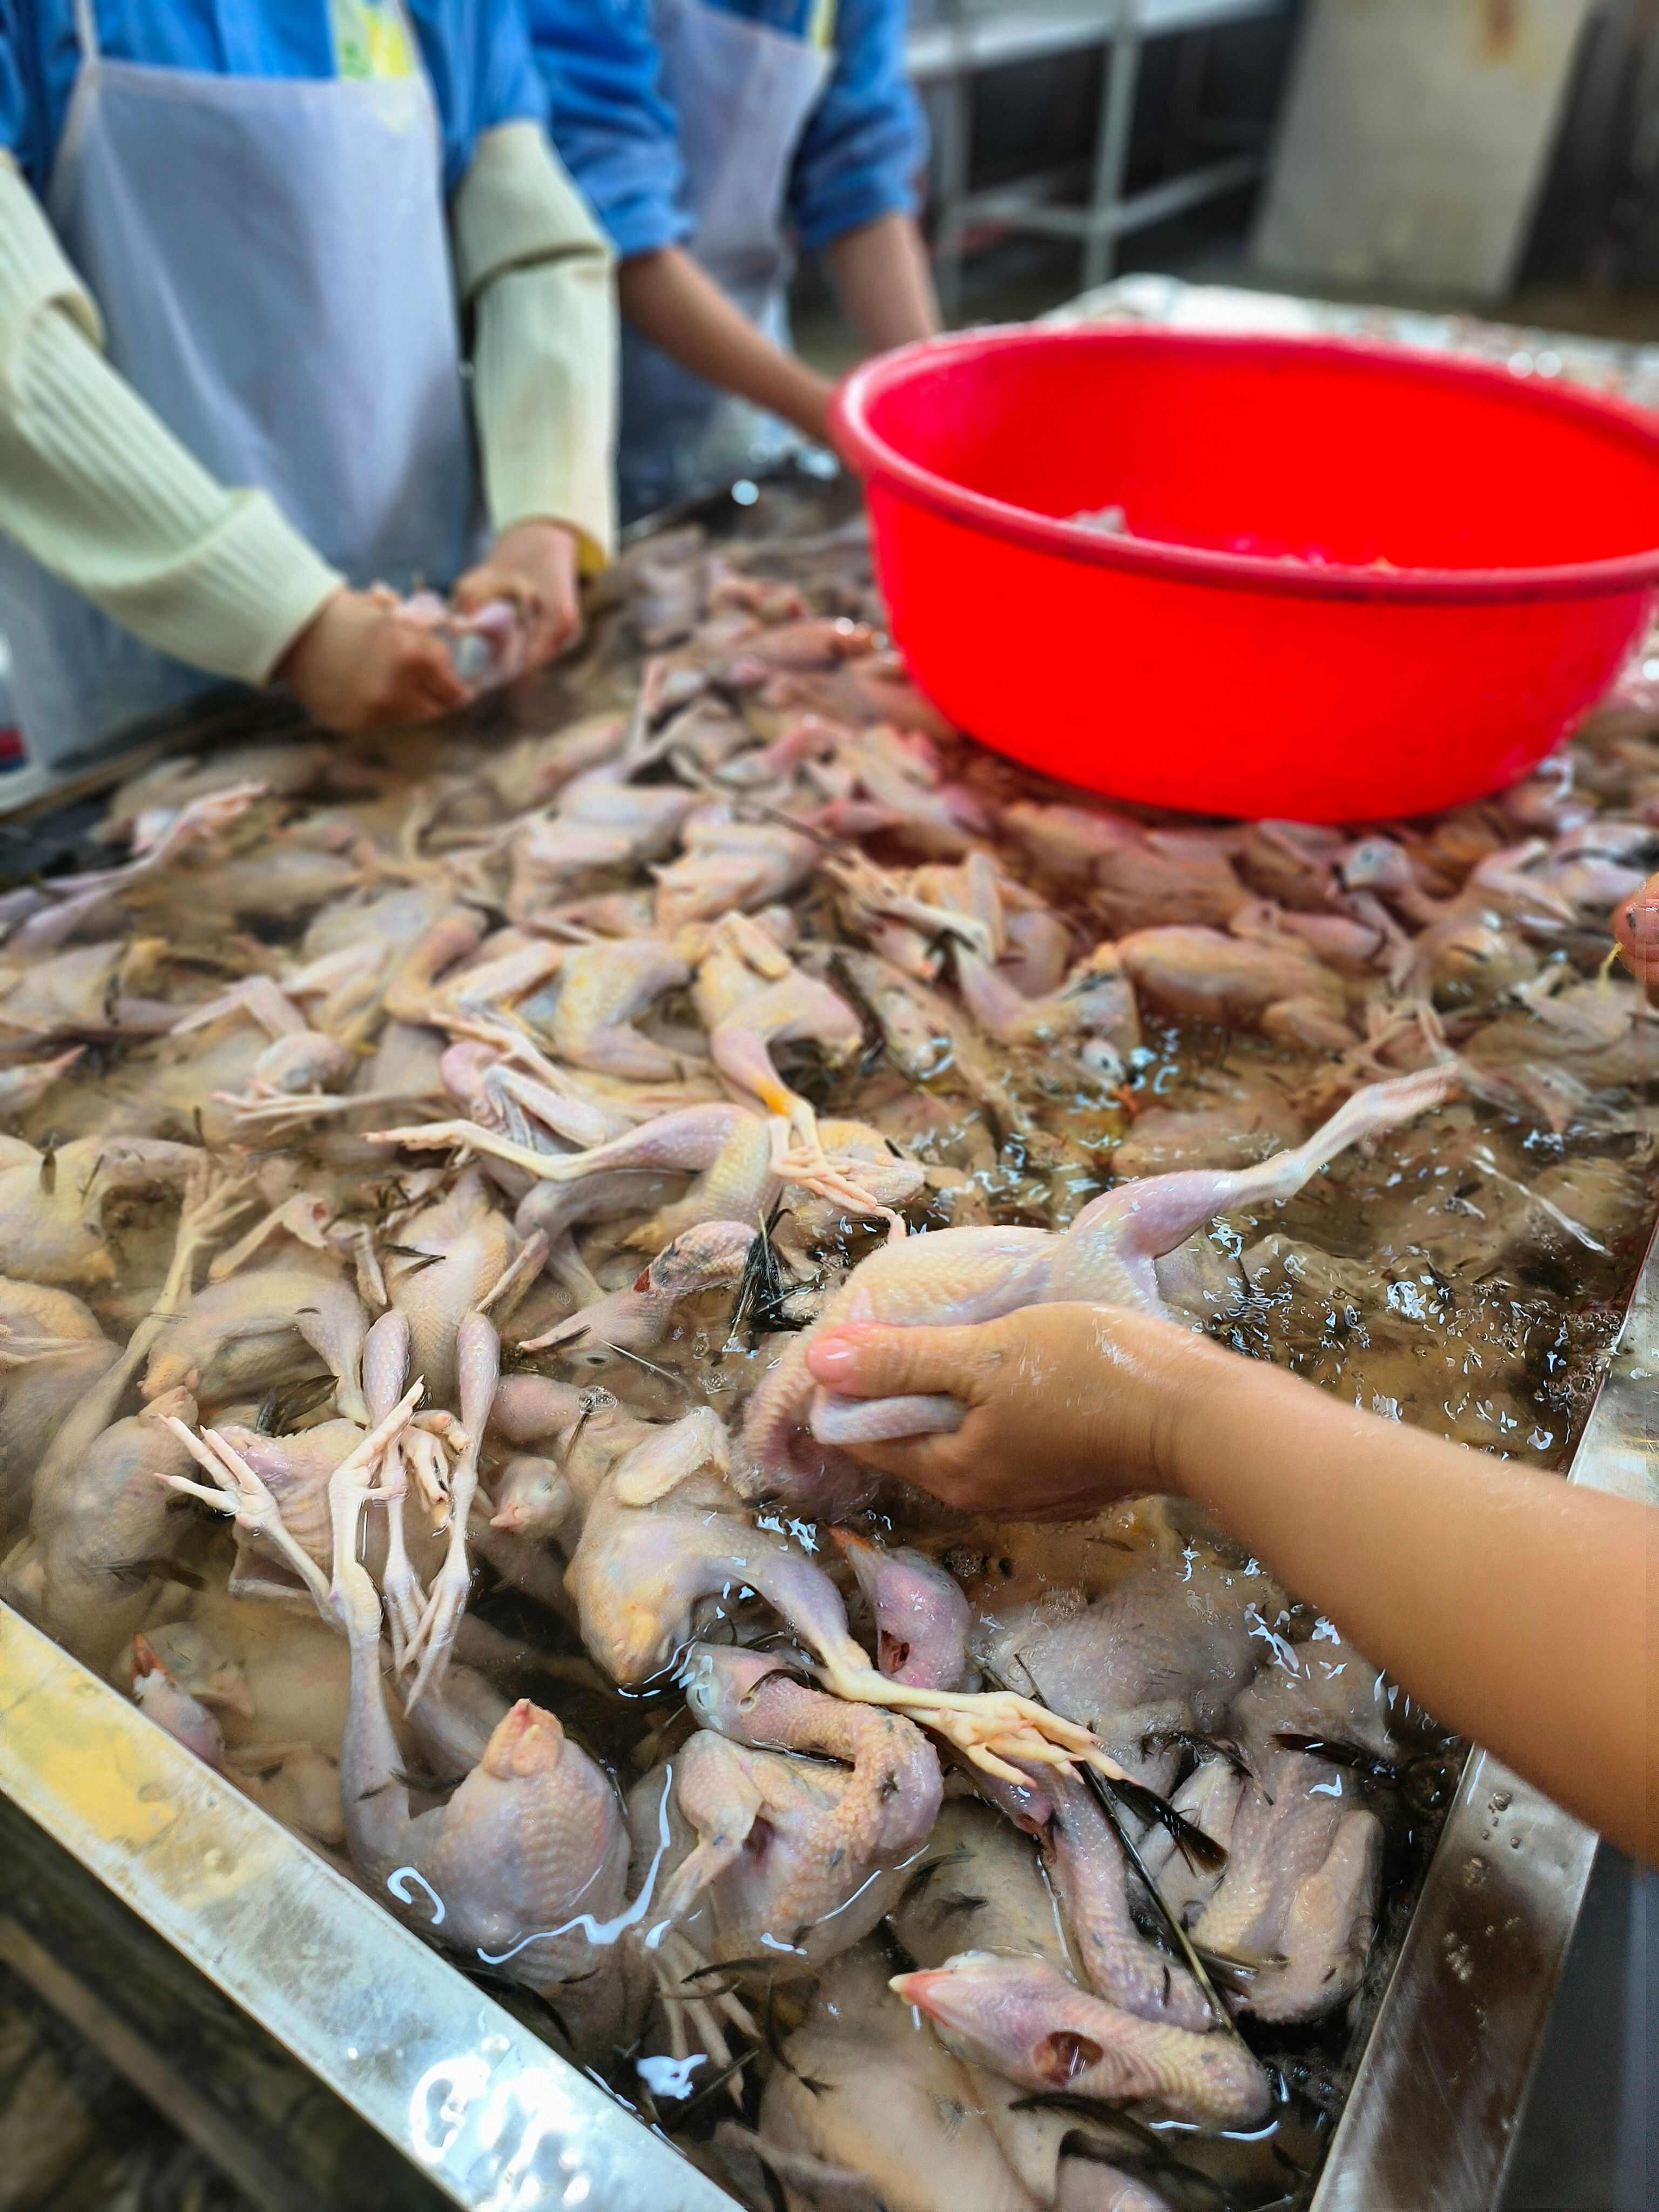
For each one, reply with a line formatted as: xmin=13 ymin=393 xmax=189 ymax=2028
xmin=0 ymin=119 xmax=615 ymax=685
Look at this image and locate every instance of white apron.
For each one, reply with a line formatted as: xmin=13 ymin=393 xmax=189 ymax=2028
xmin=0 ymin=0 xmax=477 ymax=770
xmin=618 ymin=0 xmax=831 ymax=521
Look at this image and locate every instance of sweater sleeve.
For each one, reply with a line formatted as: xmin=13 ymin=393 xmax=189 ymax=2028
xmin=0 ymin=153 xmax=342 ymax=682
xmin=451 ymin=119 xmax=618 ymax=569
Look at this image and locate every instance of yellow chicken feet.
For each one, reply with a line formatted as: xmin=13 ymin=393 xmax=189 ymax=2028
xmin=813 ymin=1662 xmax=1127 ymax=1789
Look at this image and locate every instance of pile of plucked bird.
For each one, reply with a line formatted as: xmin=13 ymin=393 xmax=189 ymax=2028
xmin=2 ymin=513 xmax=1655 ymax=2212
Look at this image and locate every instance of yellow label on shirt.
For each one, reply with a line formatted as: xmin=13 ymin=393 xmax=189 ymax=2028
xmin=332 ymin=0 xmax=416 ymax=81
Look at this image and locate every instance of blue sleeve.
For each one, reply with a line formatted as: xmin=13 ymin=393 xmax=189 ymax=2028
xmin=0 ymin=0 xmax=46 ymax=190
xmin=787 ymin=0 xmax=925 ymax=254
xmin=0 ymin=5 xmax=24 ymax=157
xmin=526 ymin=0 xmax=690 ymax=259
xmin=409 ymin=0 xmax=548 ymax=195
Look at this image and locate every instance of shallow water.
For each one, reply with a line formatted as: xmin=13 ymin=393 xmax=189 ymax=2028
xmin=3 ymin=483 xmax=1656 ymax=2212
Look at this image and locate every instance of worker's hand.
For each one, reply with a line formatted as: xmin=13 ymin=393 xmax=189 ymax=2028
xmin=1611 ymin=873 xmax=1659 ymax=1000
xmin=275 ymin=588 xmax=469 ymax=733
xmin=454 ymin=518 xmax=583 ymax=673
xmin=803 ymin=1302 xmax=1218 ymax=1519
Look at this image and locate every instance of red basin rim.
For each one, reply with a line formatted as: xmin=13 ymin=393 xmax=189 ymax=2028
xmin=831 ymin=328 xmax=1659 ymax=608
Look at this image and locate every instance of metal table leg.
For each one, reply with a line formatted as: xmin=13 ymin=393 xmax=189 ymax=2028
xmin=1083 ymin=11 xmax=1143 ymax=291
xmin=932 ymin=50 xmax=974 ymax=320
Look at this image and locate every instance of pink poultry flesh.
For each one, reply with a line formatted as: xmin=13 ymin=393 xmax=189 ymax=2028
xmin=1 ymin=511 xmax=1654 ymax=2212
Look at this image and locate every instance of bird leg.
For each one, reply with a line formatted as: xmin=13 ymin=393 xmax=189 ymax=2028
xmin=308 ymin=1378 xmax=429 ymax=1645
xmin=35 ymin=1162 xmax=256 ymax=1501
xmin=478 ymin=1231 xmax=550 ymax=1319
xmin=206 ymin=1193 xmax=334 ymax=1283
xmin=366 ymin=1115 xmax=558 ymax=1177
xmin=402 ymin=1313 xmax=498 ymax=1708
xmin=362 ymin=1311 xmax=424 ymax=1668
xmin=0 ymin=1326 xmax=91 ymax=1365
xmin=768 ymin=1111 xmax=905 ymax=1243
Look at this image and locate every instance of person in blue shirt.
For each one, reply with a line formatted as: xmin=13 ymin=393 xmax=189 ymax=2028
xmin=0 ymin=0 xmax=617 ymax=767
xmin=530 ymin=0 xmax=940 ymax=520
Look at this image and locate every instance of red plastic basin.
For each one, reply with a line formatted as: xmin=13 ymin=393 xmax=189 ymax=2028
xmin=830 ymin=327 xmax=1659 ymax=822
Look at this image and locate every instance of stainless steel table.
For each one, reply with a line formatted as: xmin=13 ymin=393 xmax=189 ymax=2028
xmin=4 ymin=1208 xmax=1650 ymax=2211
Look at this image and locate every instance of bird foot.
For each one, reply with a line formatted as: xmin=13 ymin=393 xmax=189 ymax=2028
xmin=401 ymin=1554 xmax=471 ymax=1708
xmin=822 ymin=1665 xmax=1123 ymax=1788
xmin=380 ymin=1557 xmax=428 ymax=1671
xmin=159 ymin=1419 xmax=333 ymax=1615
xmin=771 ymin=1134 xmax=905 ymax=1240
xmin=170 ymin=1163 xmax=261 ymax=1285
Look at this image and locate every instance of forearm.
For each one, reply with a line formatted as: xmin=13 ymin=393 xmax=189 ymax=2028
xmin=617 ymin=246 xmax=832 ymax=442
xmin=1167 ymin=1334 xmax=1657 ymax=1862
xmin=471 ymin=259 xmax=616 ymax=569
xmin=0 ymin=157 xmax=339 ymax=683
xmin=453 ymin=124 xmax=618 ymax=569
xmin=825 ymin=211 xmax=939 ymax=352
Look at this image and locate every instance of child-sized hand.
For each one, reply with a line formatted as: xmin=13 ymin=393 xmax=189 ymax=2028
xmin=453 ymin=518 xmax=583 ymax=673
xmin=276 ymin=587 xmax=469 ymax=732
xmin=1611 ymin=872 xmax=1659 ymax=998
xmin=803 ymin=1302 xmax=1222 ymax=1519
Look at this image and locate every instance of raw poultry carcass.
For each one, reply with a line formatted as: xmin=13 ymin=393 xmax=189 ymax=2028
xmin=1142 ymin=1624 xmax=1391 ymax=2026
xmin=2 ymin=502 xmax=1655 ymax=2212
xmin=1005 ymin=801 xmax=1250 ymax=933
xmin=829 ymin=848 xmax=1139 ymax=1082
xmin=568 ymin=1410 xmax=1114 ymax=1784
xmin=1114 ymin=914 xmax=1358 ymax=1052
xmin=746 ymin=1064 xmax=1455 ymax=1512
xmin=0 ymin=1133 xmax=213 ymax=1286
xmin=0 ymin=937 xmax=181 ymax=1049
xmin=0 ymin=784 xmax=264 ymax=953
xmin=0 ymin=1276 xmax=117 ymax=1533
xmin=635 ymin=1642 xmax=942 ymax=1977
xmin=652 ymin=802 xmax=822 ymax=930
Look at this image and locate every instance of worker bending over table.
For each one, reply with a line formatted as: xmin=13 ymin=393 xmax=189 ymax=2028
xmin=0 ymin=0 xmax=616 ymax=762
xmin=531 ymin=0 xmax=939 ymax=519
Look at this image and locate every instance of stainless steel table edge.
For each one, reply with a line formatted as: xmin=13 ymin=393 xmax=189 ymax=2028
xmin=2 ymin=1137 xmax=1650 ymax=2212
xmin=0 ymin=1607 xmax=734 ymax=2212
xmin=1308 ymin=1215 xmax=1659 ymax=2212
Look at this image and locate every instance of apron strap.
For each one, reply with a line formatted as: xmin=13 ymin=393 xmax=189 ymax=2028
xmin=805 ymin=0 xmax=838 ymax=50
xmin=69 ymin=0 xmax=103 ymax=64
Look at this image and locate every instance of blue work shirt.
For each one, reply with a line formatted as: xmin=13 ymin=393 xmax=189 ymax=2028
xmin=0 ymin=0 xmax=545 ymax=196
xmin=529 ymin=0 xmax=925 ymax=260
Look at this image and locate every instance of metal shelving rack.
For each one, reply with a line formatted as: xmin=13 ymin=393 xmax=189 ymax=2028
xmin=908 ymin=0 xmax=1291 ymax=312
